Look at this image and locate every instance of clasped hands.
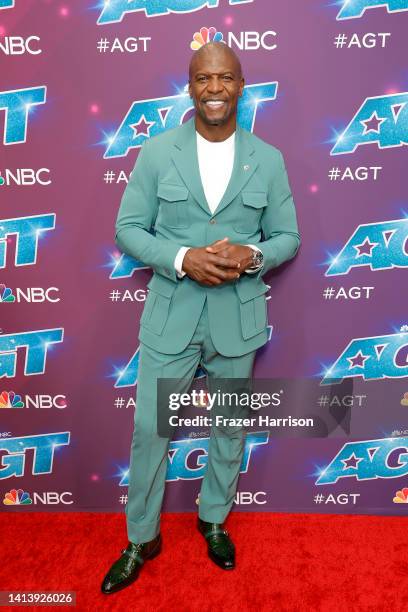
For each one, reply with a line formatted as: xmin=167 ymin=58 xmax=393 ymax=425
xmin=182 ymin=237 xmax=254 ymax=286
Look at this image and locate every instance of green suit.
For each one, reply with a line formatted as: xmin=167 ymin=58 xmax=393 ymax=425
xmin=115 ymin=116 xmax=300 ymax=543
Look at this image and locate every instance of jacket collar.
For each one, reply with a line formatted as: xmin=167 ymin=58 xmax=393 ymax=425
xmin=171 ymin=115 xmax=259 ymax=217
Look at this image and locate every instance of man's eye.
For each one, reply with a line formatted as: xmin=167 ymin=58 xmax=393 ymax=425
xmin=223 ymin=76 xmax=233 ymax=80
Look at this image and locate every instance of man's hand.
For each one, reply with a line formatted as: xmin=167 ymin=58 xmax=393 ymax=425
xmin=182 ymin=237 xmax=241 ymax=286
xmin=206 ymin=238 xmax=253 ymax=273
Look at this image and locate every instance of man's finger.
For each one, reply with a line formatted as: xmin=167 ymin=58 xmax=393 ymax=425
xmin=201 ymin=274 xmax=223 ymax=286
xmin=206 ymin=237 xmax=230 ymax=253
xmin=209 ymin=254 xmax=240 ymax=269
xmin=206 ymin=264 xmax=240 ymax=280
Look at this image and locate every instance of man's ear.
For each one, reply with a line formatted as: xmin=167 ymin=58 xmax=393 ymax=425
xmin=239 ymin=78 xmax=245 ymax=96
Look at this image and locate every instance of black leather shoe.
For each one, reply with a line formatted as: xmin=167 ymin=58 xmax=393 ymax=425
xmin=101 ymin=534 xmax=162 ymax=594
xmin=197 ymin=518 xmax=235 ymax=570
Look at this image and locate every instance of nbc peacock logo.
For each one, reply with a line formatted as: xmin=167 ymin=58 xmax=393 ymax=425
xmin=393 ymin=487 xmax=408 ymax=504
xmin=0 ymin=390 xmax=24 ymax=408
xmin=190 ymin=27 xmax=224 ymax=50
xmin=0 ymin=284 xmax=15 ymax=302
xmin=3 ymin=489 xmax=32 ymax=505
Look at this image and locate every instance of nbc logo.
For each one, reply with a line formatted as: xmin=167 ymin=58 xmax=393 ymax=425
xmin=196 ymin=490 xmax=266 ymax=505
xmin=393 ymin=487 xmax=408 ymax=504
xmin=190 ymin=25 xmax=277 ymax=52
xmin=190 ymin=26 xmax=224 ymax=50
xmin=0 ymin=284 xmax=15 ymax=302
xmin=3 ymin=488 xmax=32 ymax=505
xmin=0 ymin=390 xmax=24 ymax=408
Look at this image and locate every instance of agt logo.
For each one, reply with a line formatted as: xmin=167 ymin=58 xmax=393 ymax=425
xmin=0 ymin=87 xmax=46 ymax=145
xmin=331 ymin=91 xmax=408 ymax=155
xmin=119 ymin=431 xmax=269 ymax=484
xmin=0 ymin=432 xmax=70 ymax=479
xmin=336 ymin=0 xmax=408 ymax=20
xmin=97 ymin=0 xmax=254 ymax=24
xmin=190 ymin=25 xmax=277 ymax=51
xmin=0 ymin=390 xmax=67 ymax=409
xmin=315 ymin=436 xmax=408 ymax=485
xmin=110 ymin=253 xmax=149 ymax=279
xmin=321 ymin=326 xmax=408 ymax=385
xmin=0 ymin=328 xmax=64 ymax=378
xmin=325 ymin=217 xmax=408 ymax=276
xmin=3 ymin=488 xmax=73 ymax=505
xmin=0 ymin=0 xmax=14 ymax=10
xmin=0 ymin=285 xmax=60 ymax=303
xmin=103 ymin=81 xmax=278 ymax=158
xmin=0 ymin=214 xmax=55 ymax=269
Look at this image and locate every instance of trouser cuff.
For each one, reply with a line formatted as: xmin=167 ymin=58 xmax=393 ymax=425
xmin=198 ymin=506 xmax=231 ymax=525
xmin=127 ymin=517 xmax=160 ymax=544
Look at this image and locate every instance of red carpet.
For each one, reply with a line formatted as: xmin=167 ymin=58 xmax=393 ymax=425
xmin=0 ymin=512 xmax=407 ymax=611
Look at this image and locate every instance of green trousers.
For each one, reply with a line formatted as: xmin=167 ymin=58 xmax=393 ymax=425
xmin=126 ymin=296 xmax=256 ymax=544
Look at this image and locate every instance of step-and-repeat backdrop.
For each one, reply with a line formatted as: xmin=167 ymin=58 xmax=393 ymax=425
xmin=1 ymin=0 xmax=407 ymax=514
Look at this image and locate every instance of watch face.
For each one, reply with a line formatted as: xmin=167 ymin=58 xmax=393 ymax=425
xmin=253 ymin=251 xmax=263 ymax=266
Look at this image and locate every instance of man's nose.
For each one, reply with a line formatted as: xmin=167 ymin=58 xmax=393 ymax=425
xmin=206 ymin=77 xmax=223 ymax=94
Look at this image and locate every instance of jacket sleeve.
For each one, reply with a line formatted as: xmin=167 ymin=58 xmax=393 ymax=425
xmin=114 ymin=140 xmax=184 ymax=282
xmin=252 ymin=150 xmax=301 ymax=279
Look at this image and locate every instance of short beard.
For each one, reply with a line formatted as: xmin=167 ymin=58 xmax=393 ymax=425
xmin=197 ymin=104 xmax=230 ymax=126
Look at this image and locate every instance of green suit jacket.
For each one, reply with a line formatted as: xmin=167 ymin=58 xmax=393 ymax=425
xmin=115 ymin=116 xmax=301 ymax=357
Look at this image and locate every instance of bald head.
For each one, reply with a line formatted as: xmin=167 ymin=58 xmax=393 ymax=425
xmin=189 ymin=42 xmax=242 ymax=82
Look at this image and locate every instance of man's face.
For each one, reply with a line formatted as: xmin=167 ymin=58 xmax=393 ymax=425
xmin=188 ymin=47 xmax=244 ymax=126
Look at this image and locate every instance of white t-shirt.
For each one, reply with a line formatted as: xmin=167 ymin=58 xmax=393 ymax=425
xmin=196 ymin=129 xmax=235 ymax=214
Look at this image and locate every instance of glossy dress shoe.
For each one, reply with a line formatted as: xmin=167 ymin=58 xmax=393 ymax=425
xmin=101 ymin=534 xmax=162 ymax=594
xmin=197 ymin=518 xmax=235 ymax=570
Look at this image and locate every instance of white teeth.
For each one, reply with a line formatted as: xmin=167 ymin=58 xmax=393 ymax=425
xmin=206 ymin=101 xmax=224 ymax=107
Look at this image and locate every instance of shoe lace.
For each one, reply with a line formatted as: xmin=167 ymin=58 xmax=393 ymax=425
xmin=121 ymin=544 xmax=144 ymax=563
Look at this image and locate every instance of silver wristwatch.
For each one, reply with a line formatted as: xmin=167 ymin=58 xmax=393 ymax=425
xmin=251 ymin=249 xmax=264 ymax=269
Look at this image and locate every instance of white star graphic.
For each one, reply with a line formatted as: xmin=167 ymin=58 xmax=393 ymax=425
xmin=129 ymin=115 xmax=155 ymax=138
xmin=347 ymin=350 xmax=370 ymax=370
xmin=361 ymin=111 xmax=386 ymax=135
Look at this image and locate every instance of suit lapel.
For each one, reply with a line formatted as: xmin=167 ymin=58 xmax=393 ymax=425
xmin=171 ymin=117 xmax=211 ymax=215
xmin=171 ymin=116 xmax=259 ymax=217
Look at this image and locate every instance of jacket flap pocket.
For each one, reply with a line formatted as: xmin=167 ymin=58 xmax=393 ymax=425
xmin=241 ymin=191 xmax=268 ymax=208
xmin=147 ymin=273 xmax=177 ymax=298
xmin=157 ymin=182 xmax=189 ymax=202
xmin=235 ymin=279 xmax=270 ymax=303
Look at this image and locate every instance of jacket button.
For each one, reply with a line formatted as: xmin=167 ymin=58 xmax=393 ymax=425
xmin=209 ymin=219 xmax=216 ymax=224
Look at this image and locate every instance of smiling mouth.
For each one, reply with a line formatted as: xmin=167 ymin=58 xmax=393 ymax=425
xmin=203 ymin=100 xmax=227 ymax=109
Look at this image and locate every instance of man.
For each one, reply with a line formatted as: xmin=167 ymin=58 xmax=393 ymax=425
xmin=101 ymin=41 xmax=300 ymax=594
